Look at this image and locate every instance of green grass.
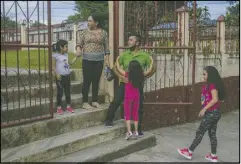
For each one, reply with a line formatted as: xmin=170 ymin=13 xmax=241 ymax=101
xmin=1 ymin=50 xmax=82 ymax=70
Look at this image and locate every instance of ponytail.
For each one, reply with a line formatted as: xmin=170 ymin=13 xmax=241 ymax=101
xmin=52 ymin=44 xmax=57 ymax=52
xmin=52 ymin=40 xmax=68 ymax=53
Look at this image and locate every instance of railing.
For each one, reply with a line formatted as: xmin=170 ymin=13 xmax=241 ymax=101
xmin=1 ymin=1 xmax=53 ymax=128
xmin=225 ymin=26 xmax=239 ymax=55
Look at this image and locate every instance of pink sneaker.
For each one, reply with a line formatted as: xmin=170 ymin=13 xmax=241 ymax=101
xmin=66 ymin=106 xmax=74 ymax=113
xmin=177 ymin=148 xmax=193 ymax=160
xmin=205 ymin=153 xmax=218 ymax=162
xmin=57 ymin=108 xmax=64 ymax=115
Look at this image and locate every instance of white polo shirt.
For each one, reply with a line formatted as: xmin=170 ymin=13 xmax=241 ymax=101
xmin=52 ymin=53 xmax=70 ymax=75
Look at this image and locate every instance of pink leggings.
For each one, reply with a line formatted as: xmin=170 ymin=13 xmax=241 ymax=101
xmin=124 ymin=97 xmax=139 ymax=121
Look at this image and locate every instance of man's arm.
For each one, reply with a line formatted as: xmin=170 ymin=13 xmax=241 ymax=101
xmin=116 ymin=56 xmax=125 ymax=76
xmin=112 ymin=62 xmax=123 ymax=79
xmin=112 ymin=58 xmax=128 ymax=83
xmin=145 ymin=63 xmax=156 ymax=79
xmin=145 ymin=55 xmax=156 ymax=78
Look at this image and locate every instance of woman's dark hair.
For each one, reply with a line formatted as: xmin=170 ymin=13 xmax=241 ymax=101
xmin=128 ymin=60 xmax=144 ymax=88
xmin=52 ymin=39 xmax=68 ymax=52
xmin=204 ymin=66 xmax=226 ymax=100
xmin=89 ymin=12 xmax=108 ymax=29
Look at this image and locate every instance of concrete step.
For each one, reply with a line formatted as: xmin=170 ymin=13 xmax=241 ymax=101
xmin=1 ymin=94 xmax=105 ymax=123
xmin=1 ymin=103 xmax=123 ymax=149
xmin=49 ymin=132 xmax=156 ymax=162
xmin=1 ymin=81 xmax=83 ymax=103
xmin=1 ymin=120 xmax=127 ymax=162
xmin=1 ymin=69 xmax=82 ymax=88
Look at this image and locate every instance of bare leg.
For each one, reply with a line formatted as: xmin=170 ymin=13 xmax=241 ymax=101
xmin=126 ymin=120 xmax=131 ymax=133
xmin=134 ymin=121 xmax=138 ymax=134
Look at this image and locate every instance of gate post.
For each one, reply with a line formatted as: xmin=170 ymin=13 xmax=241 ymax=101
xmin=104 ymin=1 xmax=115 ymax=103
xmin=73 ymin=23 xmax=78 ymax=53
xmin=118 ymin=1 xmax=125 ymax=55
xmin=217 ymin=15 xmax=226 ymax=77
xmin=176 ymin=6 xmax=189 ymax=85
xmin=20 ymin=24 xmax=26 ymax=50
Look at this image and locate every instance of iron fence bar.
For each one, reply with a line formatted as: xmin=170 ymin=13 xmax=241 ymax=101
xmin=47 ymin=1 xmax=54 ymax=117
xmin=27 ymin=1 xmax=33 ymax=119
xmin=15 ymin=1 xmax=21 ymax=123
xmin=37 ymin=1 xmax=42 ymax=113
xmin=118 ymin=46 xmax=194 ymax=49
xmin=1 ymin=44 xmax=49 ymax=48
xmin=1 ymin=114 xmax=53 ymax=128
xmin=43 ymin=1 xmax=47 ymax=108
xmin=2 ymin=1 xmax=10 ymax=124
xmin=192 ymin=0 xmax=197 ymax=105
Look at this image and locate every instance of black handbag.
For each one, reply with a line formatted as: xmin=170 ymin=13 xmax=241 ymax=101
xmin=104 ymin=65 xmax=115 ymax=81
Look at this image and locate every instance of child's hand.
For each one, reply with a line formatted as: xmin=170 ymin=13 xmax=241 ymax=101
xmin=75 ymin=51 xmax=82 ymax=57
xmin=56 ymin=74 xmax=62 ymax=81
xmin=75 ymin=46 xmax=82 ymax=57
xmin=70 ymin=57 xmax=77 ymax=65
xmin=120 ymin=75 xmax=128 ymax=83
xmin=198 ymin=108 xmax=206 ymax=117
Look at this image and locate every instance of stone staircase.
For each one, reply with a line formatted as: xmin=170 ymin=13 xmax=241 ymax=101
xmin=1 ymin=69 xmax=157 ymax=162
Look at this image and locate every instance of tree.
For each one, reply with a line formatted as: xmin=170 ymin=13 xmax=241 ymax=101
xmin=1 ymin=16 xmax=19 ymax=28
xmin=203 ymin=6 xmax=211 ymax=19
xmin=188 ymin=2 xmax=211 ymax=25
xmin=66 ymin=14 xmax=83 ymax=23
xmin=31 ymin=21 xmax=46 ymax=27
xmin=225 ymin=2 xmax=239 ymax=26
xmin=227 ymin=1 xmax=239 ymax=5
xmin=67 ymin=1 xmax=108 ymax=23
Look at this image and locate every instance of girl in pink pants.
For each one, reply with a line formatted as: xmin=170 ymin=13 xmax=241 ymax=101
xmin=117 ymin=60 xmax=152 ymax=140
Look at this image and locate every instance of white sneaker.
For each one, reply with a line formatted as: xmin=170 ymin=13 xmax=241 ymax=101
xmin=92 ymin=102 xmax=101 ymax=108
xmin=125 ymin=132 xmax=133 ymax=140
xmin=82 ymin=103 xmax=93 ymax=110
xmin=132 ymin=131 xmax=139 ymax=140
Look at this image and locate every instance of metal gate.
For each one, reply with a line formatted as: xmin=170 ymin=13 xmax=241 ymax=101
xmin=1 ymin=1 xmax=53 ymax=128
xmin=113 ymin=1 xmax=197 ymax=106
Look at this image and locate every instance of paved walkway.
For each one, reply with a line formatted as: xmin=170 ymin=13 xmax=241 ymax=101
xmin=113 ymin=110 xmax=239 ymax=162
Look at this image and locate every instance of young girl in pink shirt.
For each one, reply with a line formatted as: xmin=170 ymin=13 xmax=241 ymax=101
xmin=118 ymin=60 xmax=152 ymax=140
xmin=177 ymin=66 xmax=226 ymax=162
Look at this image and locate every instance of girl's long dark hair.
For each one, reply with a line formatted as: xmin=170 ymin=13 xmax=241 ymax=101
xmin=204 ymin=66 xmax=226 ymax=100
xmin=128 ymin=60 xmax=144 ymax=88
xmin=52 ymin=39 xmax=68 ymax=52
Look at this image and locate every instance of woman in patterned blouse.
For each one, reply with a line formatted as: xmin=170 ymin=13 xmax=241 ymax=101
xmin=75 ymin=13 xmax=110 ymax=109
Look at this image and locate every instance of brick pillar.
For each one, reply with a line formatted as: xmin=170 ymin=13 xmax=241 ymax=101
xmin=217 ymin=15 xmax=226 ymax=77
xmin=73 ymin=24 xmax=78 ymax=53
xmin=21 ymin=24 xmax=26 ymax=50
xmin=176 ymin=6 xmax=189 ymax=85
xmin=102 ymin=1 xmax=115 ymax=103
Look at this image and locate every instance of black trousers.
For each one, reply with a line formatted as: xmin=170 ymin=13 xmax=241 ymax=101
xmin=189 ymin=110 xmax=221 ymax=154
xmin=105 ymin=82 xmax=144 ymax=132
xmin=82 ymin=59 xmax=104 ymax=102
xmin=56 ymin=75 xmax=71 ymax=107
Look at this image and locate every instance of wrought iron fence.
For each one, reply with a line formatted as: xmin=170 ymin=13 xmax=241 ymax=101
xmin=1 ymin=1 xmax=53 ymax=128
xmin=115 ymin=1 xmax=197 ymax=105
xmin=225 ymin=25 xmax=239 ymax=55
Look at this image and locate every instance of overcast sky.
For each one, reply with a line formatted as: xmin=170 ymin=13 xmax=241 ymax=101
xmin=1 ymin=1 xmax=231 ymax=25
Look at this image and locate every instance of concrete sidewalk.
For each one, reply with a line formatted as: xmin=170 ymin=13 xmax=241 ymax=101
xmin=113 ymin=110 xmax=239 ymax=162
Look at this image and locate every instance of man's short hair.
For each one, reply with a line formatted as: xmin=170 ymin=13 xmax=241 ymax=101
xmin=128 ymin=32 xmax=142 ymax=43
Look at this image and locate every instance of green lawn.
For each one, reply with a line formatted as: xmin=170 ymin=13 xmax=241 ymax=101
xmin=1 ymin=50 xmax=82 ymax=70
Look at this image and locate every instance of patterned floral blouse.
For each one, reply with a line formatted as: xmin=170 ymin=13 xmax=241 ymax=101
xmin=77 ymin=29 xmax=110 ymax=61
